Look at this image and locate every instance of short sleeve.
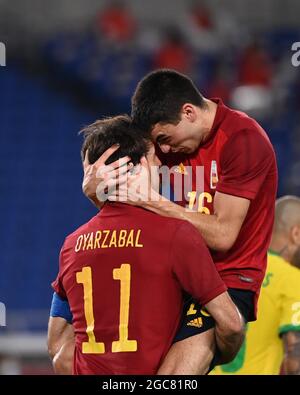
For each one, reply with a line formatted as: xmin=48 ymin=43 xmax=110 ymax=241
xmin=217 ymin=129 xmax=275 ymax=200
xmin=170 ymin=221 xmax=227 ymax=305
xmin=279 ymin=272 xmax=300 ymax=336
xmin=51 ymin=247 xmax=67 ymax=300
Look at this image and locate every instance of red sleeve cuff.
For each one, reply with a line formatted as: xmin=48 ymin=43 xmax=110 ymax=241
xmin=198 ymin=283 xmax=227 ymax=306
xmin=216 ymin=183 xmax=256 ymax=200
xmin=51 ymin=280 xmax=67 ymax=300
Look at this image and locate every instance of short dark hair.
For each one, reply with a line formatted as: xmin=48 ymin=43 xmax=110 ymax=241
xmin=80 ymin=115 xmax=149 ymax=165
xmin=131 ymin=69 xmax=205 ymax=133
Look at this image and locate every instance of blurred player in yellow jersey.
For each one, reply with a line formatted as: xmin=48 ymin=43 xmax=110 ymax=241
xmin=212 ymin=195 xmax=300 ymax=375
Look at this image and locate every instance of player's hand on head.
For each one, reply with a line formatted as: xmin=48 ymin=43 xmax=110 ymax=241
xmin=82 ymin=145 xmax=132 ymax=208
xmin=108 ymin=156 xmax=155 ymax=206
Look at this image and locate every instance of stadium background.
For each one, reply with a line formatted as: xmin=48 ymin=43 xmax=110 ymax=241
xmin=0 ymin=0 xmax=299 ymax=374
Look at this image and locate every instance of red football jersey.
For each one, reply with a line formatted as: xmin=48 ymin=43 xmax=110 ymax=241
xmin=52 ymin=203 xmax=226 ymax=375
xmin=165 ymin=99 xmax=278 ymax=316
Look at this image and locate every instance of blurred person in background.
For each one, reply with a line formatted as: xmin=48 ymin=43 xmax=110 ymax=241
xmin=207 ymin=62 xmax=232 ymax=104
xmin=230 ymin=41 xmax=274 ymax=118
xmin=180 ymin=0 xmax=241 ymax=54
xmin=153 ymin=27 xmax=193 ymax=74
xmin=238 ymin=41 xmax=273 ymax=87
xmin=95 ymin=0 xmax=137 ymax=44
xmin=213 ymin=196 xmax=300 ymax=375
xmin=188 ymin=0 xmax=213 ymax=31
xmin=180 ymin=0 xmax=219 ymax=53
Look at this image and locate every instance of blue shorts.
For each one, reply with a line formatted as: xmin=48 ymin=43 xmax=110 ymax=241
xmin=173 ymin=288 xmax=254 ymax=343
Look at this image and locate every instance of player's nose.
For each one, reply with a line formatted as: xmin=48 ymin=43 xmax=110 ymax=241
xmin=160 ymin=144 xmax=171 ymax=154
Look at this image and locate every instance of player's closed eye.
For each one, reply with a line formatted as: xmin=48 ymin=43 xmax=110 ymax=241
xmin=157 ymin=135 xmax=171 ymax=146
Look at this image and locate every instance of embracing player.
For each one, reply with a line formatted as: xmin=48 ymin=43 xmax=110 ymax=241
xmin=49 ymin=115 xmax=243 ymax=374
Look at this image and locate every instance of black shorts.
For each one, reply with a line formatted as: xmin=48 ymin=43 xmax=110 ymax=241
xmin=173 ymin=288 xmax=255 ymax=343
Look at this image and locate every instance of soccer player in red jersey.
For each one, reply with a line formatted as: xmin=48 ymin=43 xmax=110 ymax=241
xmin=82 ymin=70 xmax=278 ymax=374
xmin=49 ymin=115 xmax=243 ymax=375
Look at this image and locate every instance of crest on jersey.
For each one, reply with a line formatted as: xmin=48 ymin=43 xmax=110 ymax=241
xmin=210 ymin=160 xmax=218 ymax=189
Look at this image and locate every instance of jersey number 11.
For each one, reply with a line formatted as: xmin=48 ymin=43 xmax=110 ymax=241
xmin=76 ymin=264 xmax=137 ymax=354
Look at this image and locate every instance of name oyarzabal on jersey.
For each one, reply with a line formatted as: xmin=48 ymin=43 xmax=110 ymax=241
xmin=74 ymin=229 xmax=144 ymax=251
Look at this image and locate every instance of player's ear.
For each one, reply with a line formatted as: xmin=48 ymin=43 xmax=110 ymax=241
xmin=291 ymin=225 xmax=300 ymax=245
xmin=181 ymin=103 xmax=197 ymax=122
xmin=83 ymin=149 xmax=90 ymax=169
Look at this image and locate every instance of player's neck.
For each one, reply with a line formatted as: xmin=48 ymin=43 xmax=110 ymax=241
xmin=269 ymin=235 xmax=292 ymax=263
xmin=198 ymin=99 xmax=218 ymax=144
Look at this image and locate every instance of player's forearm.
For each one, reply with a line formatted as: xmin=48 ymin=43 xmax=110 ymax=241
xmin=214 ymin=325 xmax=244 ymax=364
xmin=282 ymin=356 xmax=300 ymax=375
xmin=282 ymin=332 xmax=300 ymax=375
xmin=143 ymin=195 xmax=232 ymax=251
xmin=213 ymin=309 xmax=245 ymax=364
xmin=52 ymin=340 xmax=74 ymax=375
xmin=205 ymin=293 xmax=245 ymax=364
